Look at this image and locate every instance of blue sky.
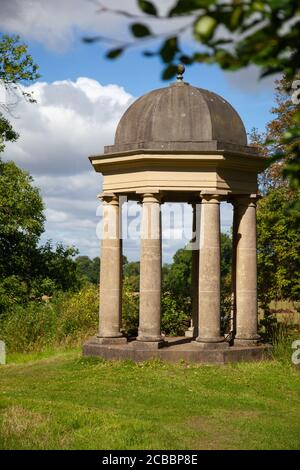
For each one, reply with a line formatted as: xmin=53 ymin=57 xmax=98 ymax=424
xmin=28 ymin=36 xmax=275 ymax=132
xmin=1 ymin=0 xmax=278 ymax=263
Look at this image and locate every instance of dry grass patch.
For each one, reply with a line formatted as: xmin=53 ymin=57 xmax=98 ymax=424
xmin=1 ymin=405 xmax=48 ymax=437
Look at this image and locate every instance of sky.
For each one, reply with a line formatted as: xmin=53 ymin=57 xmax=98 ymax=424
xmin=0 ymin=0 xmax=278 ymax=263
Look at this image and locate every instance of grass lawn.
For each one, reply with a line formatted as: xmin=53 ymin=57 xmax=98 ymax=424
xmin=0 ymin=349 xmax=299 ymax=450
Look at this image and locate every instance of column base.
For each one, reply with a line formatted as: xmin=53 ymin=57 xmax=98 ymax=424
xmin=96 ymin=335 xmax=127 ymax=345
xmin=130 ymin=339 xmax=165 ymax=350
xmin=137 ymin=334 xmax=163 ymax=342
xmin=185 ymin=326 xmax=197 ymax=338
xmin=193 ymin=340 xmax=229 ymax=350
xmin=234 ymin=335 xmax=261 ymax=346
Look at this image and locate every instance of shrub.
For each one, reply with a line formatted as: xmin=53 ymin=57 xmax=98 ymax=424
xmin=122 ymin=282 xmax=139 ymax=336
xmin=56 ymin=285 xmax=98 ymax=343
xmin=0 ymin=301 xmax=58 ymax=352
xmin=0 ymin=284 xmax=99 ymax=352
xmin=161 ymin=292 xmax=189 ymax=336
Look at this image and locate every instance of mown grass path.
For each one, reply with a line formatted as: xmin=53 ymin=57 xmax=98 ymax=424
xmin=0 ymin=350 xmax=299 ymax=449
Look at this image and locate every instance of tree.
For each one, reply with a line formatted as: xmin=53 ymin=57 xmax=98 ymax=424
xmin=85 ymin=1 xmax=300 ymax=194
xmin=0 ymin=36 xmax=83 ymax=314
xmin=0 ymin=160 xmax=45 ymax=279
xmin=257 ymin=187 xmax=300 ymax=309
xmin=123 ymin=260 xmax=140 ymax=292
xmin=89 ymin=1 xmax=299 ymax=80
xmin=0 ymin=160 xmax=83 ymax=313
xmin=0 ymin=34 xmax=39 ymax=152
xmin=163 ymin=233 xmax=232 ymax=326
xmin=163 ymin=248 xmax=192 ymax=299
xmin=249 ymin=74 xmax=300 ymax=216
xmin=164 ymin=232 xmax=232 ymax=296
xmin=76 ymin=256 xmax=100 ymax=284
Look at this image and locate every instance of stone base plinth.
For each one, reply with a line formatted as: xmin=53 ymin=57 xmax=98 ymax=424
xmin=129 ymin=340 xmax=165 ymax=350
xmin=193 ymin=340 xmax=229 ymax=350
xmin=96 ymin=336 xmax=127 ymax=345
xmin=83 ymin=337 xmax=272 ymax=364
xmin=185 ymin=327 xmax=196 ymax=338
xmin=234 ymin=338 xmax=261 ymax=347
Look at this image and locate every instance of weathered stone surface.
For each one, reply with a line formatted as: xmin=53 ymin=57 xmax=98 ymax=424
xmin=98 ymin=194 xmax=123 ymax=339
xmin=192 ymin=340 xmax=229 ymax=350
xmin=196 ymin=194 xmax=225 ymax=345
xmin=83 ymin=337 xmax=272 ymax=364
xmin=112 ymin=82 xmax=247 ymax=153
xmin=137 ymin=193 xmax=163 ymax=343
xmin=234 ymin=195 xmax=261 ymax=343
xmin=129 ymin=340 xmax=165 ymax=350
xmin=96 ymin=336 xmax=127 ymax=345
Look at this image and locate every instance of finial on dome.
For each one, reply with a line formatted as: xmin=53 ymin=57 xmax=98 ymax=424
xmin=176 ymin=64 xmax=185 ymax=82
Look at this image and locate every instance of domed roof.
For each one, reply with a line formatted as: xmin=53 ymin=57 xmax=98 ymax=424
xmin=104 ymin=71 xmax=247 ymax=155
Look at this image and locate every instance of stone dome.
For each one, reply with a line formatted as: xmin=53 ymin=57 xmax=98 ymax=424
xmin=106 ymin=79 xmax=247 ymax=154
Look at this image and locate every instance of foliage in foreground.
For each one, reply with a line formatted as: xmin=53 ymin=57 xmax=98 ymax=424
xmin=88 ymin=0 xmax=300 ymax=195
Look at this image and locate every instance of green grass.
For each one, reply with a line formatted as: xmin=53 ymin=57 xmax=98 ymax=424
xmin=0 ymin=350 xmax=300 ymax=450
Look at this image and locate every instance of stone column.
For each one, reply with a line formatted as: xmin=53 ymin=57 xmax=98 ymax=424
xmin=234 ymin=195 xmax=260 ymax=346
xmin=230 ymin=201 xmax=238 ymax=336
xmin=185 ymin=202 xmax=200 ymax=338
xmin=195 ymin=194 xmax=227 ymax=348
xmin=137 ymin=193 xmax=163 ymax=347
xmin=98 ymin=193 xmax=125 ymax=343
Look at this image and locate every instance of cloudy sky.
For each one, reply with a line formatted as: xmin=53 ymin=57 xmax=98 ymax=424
xmin=1 ymin=0 xmax=278 ymax=262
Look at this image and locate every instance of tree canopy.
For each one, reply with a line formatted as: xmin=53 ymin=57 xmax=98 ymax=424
xmin=0 ymin=34 xmax=40 ymax=152
xmin=0 ymin=35 xmax=82 ymax=313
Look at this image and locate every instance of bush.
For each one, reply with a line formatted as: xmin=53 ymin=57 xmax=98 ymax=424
xmin=56 ymin=285 xmax=98 ymax=343
xmin=0 ymin=301 xmax=58 ymax=352
xmin=0 ymin=284 xmax=99 ymax=352
xmin=0 ymin=275 xmax=29 ymax=315
xmin=122 ymin=282 xmax=139 ymax=336
xmin=161 ymin=292 xmax=189 ymax=336
xmin=259 ymin=314 xmax=297 ymax=344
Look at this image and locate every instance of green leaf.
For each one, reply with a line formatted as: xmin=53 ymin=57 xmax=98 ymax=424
xmin=251 ymin=1 xmax=266 ymax=13
xmin=131 ymin=23 xmax=152 ymax=38
xmin=162 ymin=64 xmax=178 ymax=80
xmin=160 ymin=37 xmax=179 ymax=63
xmin=106 ymin=48 xmax=124 ymax=59
xmin=230 ymin=6 xmax=244 ymax=30
xmin=138 ymin=0 xmax=157 ymax=16
xmin=292 ymin=110 xmax=300 ymax=124
xmin=143 ymin=50 xmax=156 ymax=57
xmin=194 ymin=15 xmax=217 ymax=40
xmin=168 ymin=0 xmax=214 ymax=17
xmin=179 ymin=54 xmax=193 ymax=65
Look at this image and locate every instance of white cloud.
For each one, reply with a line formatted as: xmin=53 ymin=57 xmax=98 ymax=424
xmin=0 ymin=0 xmax=185 ymax=51
xmin=0 ymin=0 xmax=134 ymax=50
xmin=2 ymin=76 xmax=233 ymax=262
xmin=3 ymin=77 xmax=133 ymax=258
xmin=4 ymin=77 xmax=133 ymax=175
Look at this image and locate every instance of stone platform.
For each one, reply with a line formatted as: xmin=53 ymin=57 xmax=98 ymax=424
xmin=83 ymin=336 xmax=272 ymax=364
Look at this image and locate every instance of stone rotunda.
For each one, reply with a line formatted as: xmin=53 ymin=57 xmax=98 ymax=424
xmin=83 ymin=66 xmax=271 ymax=363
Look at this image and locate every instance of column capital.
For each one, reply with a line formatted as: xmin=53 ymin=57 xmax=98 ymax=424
xmin=200 ymin=193 xmax=222 ymax=204
xmin=97 ymin=192 xmax=119 ymax=205
xmin=230 ymin=193 xmax=261 ymax=208
xmin=141 ymin=192 xmax=162 ymax=204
